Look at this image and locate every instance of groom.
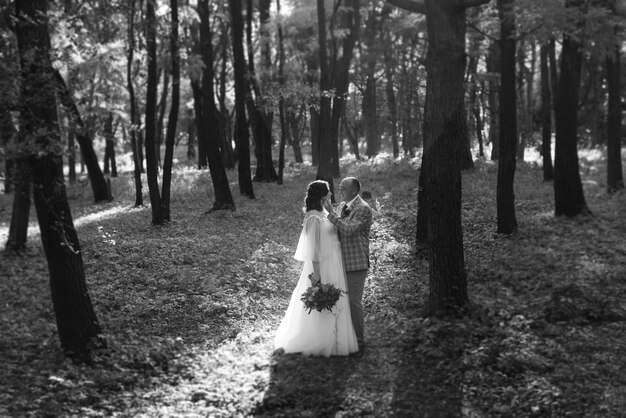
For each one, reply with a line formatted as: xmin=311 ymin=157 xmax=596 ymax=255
xmin=323 ymin=177 xmax=372 ymax=352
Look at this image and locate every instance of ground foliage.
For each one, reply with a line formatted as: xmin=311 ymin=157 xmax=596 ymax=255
xmin=0 ymin=150 xmax=625 ymax=417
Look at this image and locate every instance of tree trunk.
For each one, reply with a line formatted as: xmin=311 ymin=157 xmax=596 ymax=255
xmin=288 ymin=105 xmax=304 ymax=163
xmin=156 ymin=70 xmax=169 ymax=168
xmin=553 ymin=0 xmax=590 ymax=217
xmin=363 ymin=75 xmax=380 ymax=158
xmin=1 ymin=110 xmax=16 ymax=193
xmin=606 ymin=41 xmax=624 ymax=193
xmin=246 ymin=0 xmax=277 ymax=183
xmin=540 ymin=43 xmax=554 ymax=182
xmin=422 ymin=0 xmax=469 ymax=315
xmin=310 ymin=107 xmax=320 ymax=165
xmin=315 ymin=0 xmax=335 ymax=196
xmin=199 ymin=0 xmax=235 ymax=210
xmin=127 ymin=0 xmax=142 ymax=207
xmin=486 ymin=40 xmax=500 ymax=160
xmin=186 ymin=108 xmax=196 ymax=161
xmin=276 ymin=0 xmax=287 ymax=185
xmin=5 ymin=160 xmax=30 ymax=252
xmin=496 ymin=0 xmax=518 ymax=234
xmin=385 ymin=45 xmax=399 ymax=159
xmin=160 ymin=0 xmax=180 ymax=222
xmin=16 ymin=0 xmax=104 ymax=361
xmin=103 ymin=112 xmax=117 ymax=177
xmin=218 ymin=18 xmax=235 ymax=170
xmin=144 ymin=0 xmax=163 ymax=224
xmin=229 ymin=0 xmax=255 ymax=198
xmin=53 ymin=71 xmax=110 ymax=203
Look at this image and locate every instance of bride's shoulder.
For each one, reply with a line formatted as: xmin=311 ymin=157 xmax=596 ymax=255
xmin=302 ymin=210 xmax=327 ymax=224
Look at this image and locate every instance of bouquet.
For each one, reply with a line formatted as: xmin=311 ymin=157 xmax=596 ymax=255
xmin=301 ymin=277 xmax=343 ymax=314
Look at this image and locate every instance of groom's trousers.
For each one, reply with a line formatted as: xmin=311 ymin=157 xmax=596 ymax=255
xmin=346 ymin=269 xmax=368 ymax=348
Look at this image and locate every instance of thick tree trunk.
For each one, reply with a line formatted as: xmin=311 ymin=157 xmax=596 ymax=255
xmin=5 ymin=160 xmax=30 ymax=252
xmin=277 ymin=0 xmax=287 ymax=185
xmin=144 ymin=0 xmax=163 ymax=224
xmin=127 ymin=0 xmax=142 ymax=207
xmin=606 ymin=42 xmax=624 ymax=193
xmin=540 ymin=44 xmax=554 ymax=182
xmin=53 ymin=71 xmax=110 ymax=203
xmin=315 ymin=0 xmax=335 ymax=196
xmin=553 ymin=1 xmax=590 ymax=217
xmin=16 ymin=0 xmax=104 ymax=361
xmin=229 ymin=0 xmax=255 ymax=198
xmin=422 ymin=0 xmax=469 ymax=315
xmin=199 ymin=0 xmax=235 ymax=210
xmin=160 ymin=0 xmax=180 ymax=222
xmin=496 ymin=0 xmax=518 ymax=234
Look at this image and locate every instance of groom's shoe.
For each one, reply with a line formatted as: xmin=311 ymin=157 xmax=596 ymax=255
xmin=351 ymin=344 xmax=365 ymax=358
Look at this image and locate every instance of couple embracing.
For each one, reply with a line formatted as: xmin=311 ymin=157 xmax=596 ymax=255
xmin=274 ymin=177 xmax=373 ymax=357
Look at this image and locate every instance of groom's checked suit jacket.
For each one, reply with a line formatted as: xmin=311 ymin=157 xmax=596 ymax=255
xmin=327 ymin=196 xmax=373 ymax=272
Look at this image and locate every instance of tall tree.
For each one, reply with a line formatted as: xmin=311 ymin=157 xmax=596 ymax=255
xmin=53 ymin=71 xmax=111 ymax=203
xmin=606 ymin=27 xmax=624 ymax=193
xmin=5 ymin=160 xmax=30 ymax=252
xmin=199 ymin=0 xmax=235 ymax=210
xmin=540 ymin=43 xmax=554 ymax=182
xmin=160 ymin=0 xmax=180 ymax=221
xmin=102 ymin=112 xmax=118 ymax=178
xmin=15 ymin=0 xmax=104 ymax=360
xmin=276 ymin=0 xmax=287 ymax=185
xmin=229 ymin=0 xmax=255 ymax=198
xmin=315 ymin=0 xmax=335 ymax=196
xmin=389 ymin=0 xmax=488 ymax=315
xmin=496 ymin=0 xmax=518 ymax=234
xmin=144 ymin=0 xmax=163 ymax=223
xmin=126 ymin=0 xmax=143 ymax=207
xmin=246 ymin=0 xmax=277 ymax=182
xmin=553 ymin=0 xmax=591 ymax=217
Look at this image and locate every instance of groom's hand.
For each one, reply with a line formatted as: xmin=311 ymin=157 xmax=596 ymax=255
xmin=322 ymin=198 xmax=334 ymax=213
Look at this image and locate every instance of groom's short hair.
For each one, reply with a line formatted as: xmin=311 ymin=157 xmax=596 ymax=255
xmin=345 ymin=177 xmax=360 ymax=193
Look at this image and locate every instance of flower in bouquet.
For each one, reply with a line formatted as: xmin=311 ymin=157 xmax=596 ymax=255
xmin=301 ymin=277 xmax=344 ymax=314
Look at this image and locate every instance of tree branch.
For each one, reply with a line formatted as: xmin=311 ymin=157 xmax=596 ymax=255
xmin=458 ymin=0 xmax=492 ymax=8
xmin=385 ymin=0 xmax=425 ymax=14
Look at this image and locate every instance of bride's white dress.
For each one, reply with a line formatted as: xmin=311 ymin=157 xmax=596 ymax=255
xmin=274 ymin=210 xmax=359 ymax=356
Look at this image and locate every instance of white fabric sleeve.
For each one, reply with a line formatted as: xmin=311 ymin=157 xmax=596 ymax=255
xmin=294 ymin=215 xmax=321 ymax=262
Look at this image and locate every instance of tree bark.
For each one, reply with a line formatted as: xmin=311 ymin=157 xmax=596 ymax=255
xmin=156 ymin=69 xmax=169 ymax=168
xmin=315 ymin=0 xmax=335 ymax=196
xmin=540 ymin=43 xmax=554 ymax=182
xmin=15 ymin=0 xmax=104 ymax=361
xmin=486 ymin=40 xmax=500 ymax=160
xmin=53 ymin=71 xmax=110 ymax=203
xmin=229 ymin=0 xmax=255 ymax=198
xmin=553 ymin=0 xmax=591 ymax=217
xmin=363 ymin=74 xmax=380 ymax=158
xmin=103 ymin=112 xmax=117 ymax=177
xmin=422 ymin=0 xmax=469 ymax=315
xmin=5 ymin=160 xmax=30 ymax=252
xmin=199 ymin=0 xmax=235 ymax=210
xmin=606 ymin=41 xmax=624 ymax=193
xmin=160 ymin=0 xmax=180 ymax=222
xmin=144 ymin=0 xmax=163 ymax=224
xmin=127 ymin=0 xmax=142 ymax=207
xmin=496 ymin=0 xmax=518 ymax=234
xmin=1 ymin=110 xmax=16 ymax=193
xmin=246 ymin=0 xmax=277 ymax=182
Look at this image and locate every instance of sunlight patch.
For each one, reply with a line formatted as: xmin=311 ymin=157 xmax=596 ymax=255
xmin=74 ymin=205 xmax=130 ymax=228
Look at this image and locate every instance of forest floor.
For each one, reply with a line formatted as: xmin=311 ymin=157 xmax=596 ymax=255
xmin=1 ymin=150 xmax=625 ymax=417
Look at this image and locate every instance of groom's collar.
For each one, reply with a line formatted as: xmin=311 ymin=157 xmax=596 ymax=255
xmin=344 ymin=195 xmax=359 ymax=209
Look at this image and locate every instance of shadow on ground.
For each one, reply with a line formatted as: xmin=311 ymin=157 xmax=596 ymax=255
xmin=253 ymin=351 xmax=358 ymax=417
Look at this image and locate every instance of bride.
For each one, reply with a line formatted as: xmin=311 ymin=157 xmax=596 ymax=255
xmin=274 ymin=180 xmax=359 ymax=356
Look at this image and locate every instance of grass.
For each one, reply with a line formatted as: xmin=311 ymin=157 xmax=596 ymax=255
xmin=0 ymin=148 xmax=625 ymax=417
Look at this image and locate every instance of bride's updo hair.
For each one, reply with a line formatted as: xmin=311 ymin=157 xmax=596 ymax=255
xmin=304 ymin=180 xmax=329 ymax=212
